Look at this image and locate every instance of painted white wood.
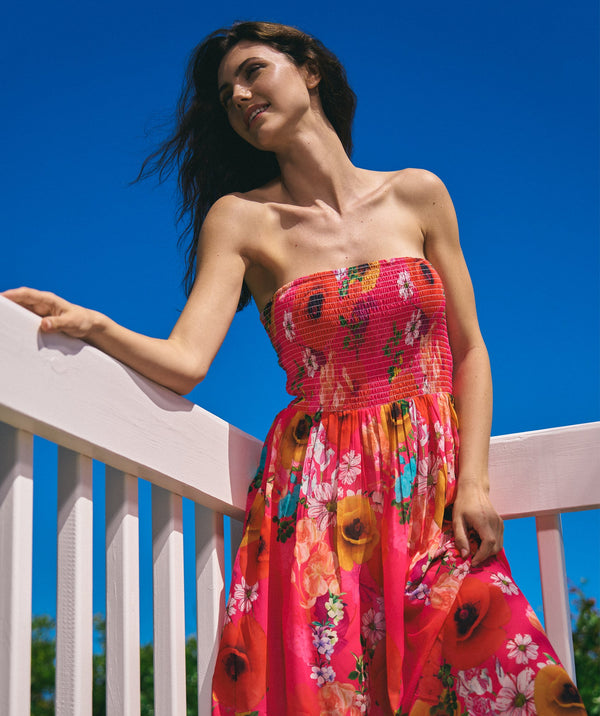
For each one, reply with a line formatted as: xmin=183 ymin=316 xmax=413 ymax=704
xmin=0 ymin=297 xmax=261 ymax=519
xmin=105 ymin=467 xmax=141 ymax=716
xmin=152 ymin=485 xmax=186 ymax=716
xmin=1 ymin=296 xmax=599 ymax=714
xmin=2 ymin=298 xmax=597 ymax=521
xmin=56 ymin=448 xmax=94 ymax=716
xmin=0 ymin=424 xmax=33 ymax=716
xmin=536 ymin=514 xmax=576 ymax=680
xmin=489 ymin=422 xmax=600 ymax=519
xmin=195 ymin=505 xmax=225 ymax=715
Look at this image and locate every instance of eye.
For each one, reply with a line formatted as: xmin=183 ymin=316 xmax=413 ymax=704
xmin=245 ymin=63 xmax=263 ymax=79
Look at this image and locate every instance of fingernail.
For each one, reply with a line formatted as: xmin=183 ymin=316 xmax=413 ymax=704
xmin=42 ymin=318 xmax=52 ymax=330
xmin=460 ymin=549 xmax=468 ymax=558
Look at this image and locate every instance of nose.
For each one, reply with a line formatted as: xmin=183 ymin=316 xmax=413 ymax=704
xmin=232 ymin=82 xmax=251 ymax=107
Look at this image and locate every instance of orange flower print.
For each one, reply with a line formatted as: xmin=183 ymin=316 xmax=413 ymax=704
xmin=534 ymin=665 xmax=586 ymax=714
xmin=300 ymin=541 xmax=340 ymax=608
xmin=237 ymin=492 xmax=270 ymax=584
xmin=336 ymin=494 xmax=380 ymax=571
xmin=318 ymin=681 xmax=356 ymax=715
xmin=293 ymin=521 xmax=340 ymax=608
xmin=442 ymin=577 xmax=511 ymax=670
xmin=212 ymin=615 xmax=267 ymax=711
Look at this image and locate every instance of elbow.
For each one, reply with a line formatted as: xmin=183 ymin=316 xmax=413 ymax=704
xmin=169 ymin=362 xmax=208 ymax=396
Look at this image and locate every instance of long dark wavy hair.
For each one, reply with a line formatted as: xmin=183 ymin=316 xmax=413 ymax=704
xmin=139 ymin=21 xmax=357 ymax=310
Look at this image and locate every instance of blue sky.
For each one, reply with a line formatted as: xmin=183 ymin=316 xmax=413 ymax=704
xmin=2 ymin=1 xmax=598 ymax=645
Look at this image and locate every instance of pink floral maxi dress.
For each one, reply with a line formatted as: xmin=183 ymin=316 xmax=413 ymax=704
xmin=211 ymin=257 xmax=586 ymax=715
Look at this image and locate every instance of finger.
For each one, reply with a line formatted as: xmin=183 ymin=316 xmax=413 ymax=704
xmin=453 ymin=514 xmax=470 ymax=559
xmin=3 ymin=288 xmax=60 ymax=316
xmin=471 ymin=534 xmax=499 ymax=567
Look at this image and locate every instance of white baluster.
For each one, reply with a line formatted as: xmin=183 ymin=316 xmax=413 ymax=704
xmin=56 ymin=447 xmax=93 ymax=716
xmin=0 ymin=424 xmax=34 ymax=716
xmin=195 ymin=505 xmax=225 ymax=715
xmin=106 ymin=467 xmax=141 ymax=715
xmin=152 ymin=485 xmax=186 ymax=716
xmin=536 ymin=513 xmax=576 ymax=680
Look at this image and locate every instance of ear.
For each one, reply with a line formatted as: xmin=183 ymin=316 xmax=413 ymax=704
xmin=303 ymin=61 xmax=321 ymax=90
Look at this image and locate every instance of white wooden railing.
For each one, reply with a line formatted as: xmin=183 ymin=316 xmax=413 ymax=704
xmin=0 ymin=296 xmax=599 ymax=715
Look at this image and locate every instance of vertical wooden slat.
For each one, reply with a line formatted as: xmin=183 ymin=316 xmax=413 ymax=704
xmin=152 ymin=485 xmax=186 ymax=716
xmin=56 ymin=447 xmax=94 ymax=716
xmin=105 ymin=467 xmax=141 ymax=716
xmin=0 ymin=424 xmax=34 ymax=716
xmin=195 ymin=505 xmax=225 ymax=715
xmin=536 ymin=513 xmax=576 ymax=680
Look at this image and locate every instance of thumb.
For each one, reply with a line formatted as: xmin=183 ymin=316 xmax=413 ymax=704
xmin=41 ymin=316 xmax=61 ymax=332
xmin=453 ymin=513 xmax=470 ymax=559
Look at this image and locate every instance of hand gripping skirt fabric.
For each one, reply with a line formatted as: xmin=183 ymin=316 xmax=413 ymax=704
xmin=211 ymin=257 xmax=586 ymax=715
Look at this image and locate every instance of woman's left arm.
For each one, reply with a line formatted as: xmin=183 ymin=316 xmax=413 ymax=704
xmin=414 ymin=170 xmax=503 ymax=567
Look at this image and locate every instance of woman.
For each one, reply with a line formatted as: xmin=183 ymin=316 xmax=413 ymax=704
xmin=4 ymin=21 xmax=586 ymax=716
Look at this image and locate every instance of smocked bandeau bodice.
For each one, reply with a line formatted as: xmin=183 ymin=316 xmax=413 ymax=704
xmin=260 ymin=256 xmax=453 ymax=411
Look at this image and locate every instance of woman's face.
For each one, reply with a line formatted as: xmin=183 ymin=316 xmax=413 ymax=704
xmin=217 ymin=40 xmax=320 ymax=150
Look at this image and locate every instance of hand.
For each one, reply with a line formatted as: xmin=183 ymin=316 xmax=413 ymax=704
xmin=452 ymin=480 xmax=504 ymax=567
xmin=2 ymin=287 xmax=98 ymax=339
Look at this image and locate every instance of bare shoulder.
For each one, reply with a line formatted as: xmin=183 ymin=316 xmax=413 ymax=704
xmin=199 ymin=191 xmax=274 ymax=259
xmin=390 ymin=168 xmax=451 ymax=206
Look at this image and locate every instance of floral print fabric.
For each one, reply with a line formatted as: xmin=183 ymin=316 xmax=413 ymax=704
xmin=212 ymin=257 xmax=586 ymax=715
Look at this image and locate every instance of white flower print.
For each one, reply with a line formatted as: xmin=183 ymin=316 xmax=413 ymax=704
xmin=283 ymin=310 xmax=295 ymax=341
xmin=233 ymin=576 xmax=258 ymax=612
xmin=361 ymin=607 xmax=386 ymax=645
xmin=354 ymin=692 xmax=370 ymax=713
xmin=312 ymin=624 xmax=338 ymax=659
xmin=491 ymin=572 xmax=519 ymax=595
xmin=303 ymin=346 xmax=320 ymax=377
xmin=334 ymin=267 xmax=348 ymax=283
xmin=457 ymin=668 xmax=493 ymax=699
xmin=310 ymin=663 xmax=336 ymax=686
xmin=397 ymin=269 xmax=415 ymax=300
xmin=325 ymin=595 xmax=345 ymax=625
xmin=453 ymin=561 xmax=470 ymax=578
xmin=223 ymin=596 xmax=237 ymax=624
xmin=404 ymin=309 xmax=423 ymax=346
xmin=338 ymin=450 xmax=361 ymax=485
xmin=306 ymin=424 xmax=335 ymax=470
xmin=306 ymin=482 xmax=337 ymax=531
xmin=433 ymin=420 xmax=446 ymax=451
xmin=507 ymin=634 xmax=539 ymax=664
xmin=465 ymin=694 xmax=497 ymax=715
xmin=495 ymin=668 xmax=536 ymax=715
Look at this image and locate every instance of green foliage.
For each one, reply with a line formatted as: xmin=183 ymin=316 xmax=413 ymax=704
xmin=28 ymin=588 xmax=600 ymax=715
xmin=30 ymin=615 xmax=55 ymax=716
xmin=30 ymin=614 xmax=199 ymax=716
xmin=571 ymin=584 xmax=600 ymax=715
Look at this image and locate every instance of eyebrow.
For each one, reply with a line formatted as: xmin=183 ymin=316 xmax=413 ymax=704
xmin=218 ymin=57 xmax=263 ymax=95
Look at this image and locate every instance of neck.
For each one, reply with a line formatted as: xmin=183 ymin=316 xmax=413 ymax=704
xmin=274 ymin=118 xmax=363 ymax=213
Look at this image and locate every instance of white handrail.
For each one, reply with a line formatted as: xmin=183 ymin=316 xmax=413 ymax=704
xmin=0 ymin=295 xmax=598 ymax=713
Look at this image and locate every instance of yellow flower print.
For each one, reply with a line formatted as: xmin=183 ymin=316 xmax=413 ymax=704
xmin=533 ymin=665 xmax=586 ymax=714
xmin=336 ymin=494 xmax=380 ymax=571
xmin=359 ymin=262 xmax=380 ymax=293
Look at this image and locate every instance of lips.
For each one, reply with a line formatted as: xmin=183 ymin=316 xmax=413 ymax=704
xmin=244 ymin=103 xmax=269 ymax=128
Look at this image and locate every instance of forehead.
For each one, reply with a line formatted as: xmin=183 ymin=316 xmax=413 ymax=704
xmin=217 ymin=41 xmax=291 ymax=85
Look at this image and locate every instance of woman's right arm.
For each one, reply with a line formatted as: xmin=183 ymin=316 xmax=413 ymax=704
xmin=2 ymin=196 xmax=250 ymax=395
